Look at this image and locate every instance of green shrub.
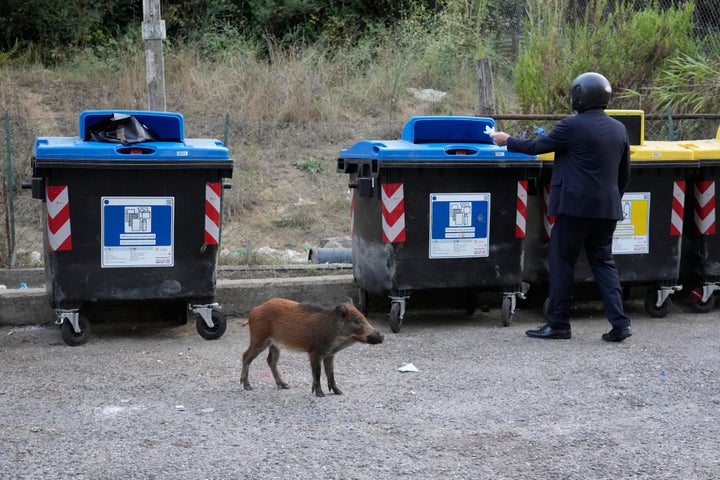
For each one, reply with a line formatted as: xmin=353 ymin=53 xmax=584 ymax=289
xmin=514 ymin=0 xmax=697 ymax=113
xmin=651 ymin=53 xmax=720 ymax=113
xmin=293 ymin=156 xmax=327 ymax=174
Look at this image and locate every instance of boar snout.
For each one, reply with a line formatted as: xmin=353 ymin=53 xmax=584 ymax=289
xmin=366 ymin=330 xmax=384 ymax=345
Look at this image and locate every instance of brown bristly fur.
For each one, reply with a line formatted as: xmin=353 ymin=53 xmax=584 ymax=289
xmin=240 ymin=298 xmax=383 ymax=397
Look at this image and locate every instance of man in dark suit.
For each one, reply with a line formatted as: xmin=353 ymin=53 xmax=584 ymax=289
xmin=490 ymin=72 xmax=632 ymax=342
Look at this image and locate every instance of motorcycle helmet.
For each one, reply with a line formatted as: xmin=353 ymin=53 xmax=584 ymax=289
xmin=570 ymin=72 xmax=612 ymax=112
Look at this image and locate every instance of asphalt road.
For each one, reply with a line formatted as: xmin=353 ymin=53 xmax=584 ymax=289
xmin=1 ymin=298 xmax=719 ymax=479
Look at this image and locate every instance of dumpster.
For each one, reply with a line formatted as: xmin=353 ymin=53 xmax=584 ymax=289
xmin=524 ymin=111 xmax=697 ymax=318
xmin=678 ymin=126 xmax=720 ymax=312
xmin=337 ymin=116 xmax=539 ymax=332
xmin=27 ymin=110 xmax=233 ymax=345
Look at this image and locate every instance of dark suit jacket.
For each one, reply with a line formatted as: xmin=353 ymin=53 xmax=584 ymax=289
xmin=507 ymin=108 xmax=630 ymax=220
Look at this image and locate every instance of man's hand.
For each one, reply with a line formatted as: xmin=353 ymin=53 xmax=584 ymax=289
xmin=489 ymin=131 xmax=510 ymax=146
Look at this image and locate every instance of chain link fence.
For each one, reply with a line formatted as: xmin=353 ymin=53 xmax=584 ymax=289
xmin=2 ymin=111 xmax=718 ymax=269
xmin=494 ymin=0 xmax=720 ymax=60
xmin=565 ymin=0 xmax=720 ymax=36
xmin=1 ymin=1 xmax=718 ymax=268
xmin=494 ymin=113 xmax=720 ymax=142
xmin=0 ymin=113 xmax=413 ymax=270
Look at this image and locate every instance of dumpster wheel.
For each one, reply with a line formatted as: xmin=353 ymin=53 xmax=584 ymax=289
xmin=689 ymin=288 xmax=716 ymax=313
xmin=389 ymin=302 xmax=403 ymax=333
xmin=689 ymin=285 xmax=719 ymax=314
xmin=644 ymin=293 xmax=672 ymax=318
xmin=387 ymin=295 xmax=408 ymax=333
xmin=60 ymin=313 xmax=91 ymax=347
xmin=501 ymin=296 xmax=515 ymax=327
xmin=195 ymin=309 xmax=227 ymax=340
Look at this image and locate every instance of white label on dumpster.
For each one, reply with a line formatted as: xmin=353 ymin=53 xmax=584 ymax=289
xmin=612 ymin=192 xmax=650 ymax=254
xmin=101 ymin=196 xmax=174 ymax=268
xmin=429 ymin=193 xmax=491 ymax=258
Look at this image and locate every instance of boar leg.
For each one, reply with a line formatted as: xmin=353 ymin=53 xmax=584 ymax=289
xmin=267 ymin=344 xmax=290 ymax=389
xmin=324 ymin=355 xmax=342 ymax=395
xmin=241 ymin=339 xmax=270 ymax=390
xmin=309 ymin=352 xmax=325 ymax=397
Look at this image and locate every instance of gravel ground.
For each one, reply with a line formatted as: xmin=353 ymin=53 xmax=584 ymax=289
xmin=1 ymin=298 xmax=719 ymax=479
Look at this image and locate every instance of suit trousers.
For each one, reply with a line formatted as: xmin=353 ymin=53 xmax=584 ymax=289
xmin=546 ymin=215 xmax=631 ymax=331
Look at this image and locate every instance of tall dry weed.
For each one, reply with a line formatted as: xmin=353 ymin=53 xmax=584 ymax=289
xmin=1 ymin=13 xmax=500 ymax=265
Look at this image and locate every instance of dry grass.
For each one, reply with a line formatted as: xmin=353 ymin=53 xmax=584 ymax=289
xmin=0 ymin=39 xmax=481 ymax=267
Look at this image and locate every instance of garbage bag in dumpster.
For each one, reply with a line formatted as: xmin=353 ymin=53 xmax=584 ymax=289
xmin=84 ymin=112 xmax=161 ymax=144
xmin=337 ymin=116 xmax=539 ymax=332
xmin=27 ymin=110 xmax=233 ymax=345
xmin=677 ymin=126 xmax=720 ymax=312
xmin=524 ymin=110 xmax=697 ymax=318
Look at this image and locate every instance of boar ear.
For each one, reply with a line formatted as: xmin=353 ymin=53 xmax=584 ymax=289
xmin=334 ymin=303 xmax=349 ymax=318
xmin=343 ymin=297 xmax=355 ymax=307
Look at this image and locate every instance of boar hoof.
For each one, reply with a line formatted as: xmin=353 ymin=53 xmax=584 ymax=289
xmin=276 ymin=381 xmax=290 ymax=389
xmin=243 ymin=384 xmax=253 ymax=391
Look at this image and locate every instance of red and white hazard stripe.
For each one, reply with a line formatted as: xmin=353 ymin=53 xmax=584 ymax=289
xmin=381 ymin=183 xmax=406 ymax=243
xmin=46 ymin=185 xmax=72 ymax=251
xmin=516 ymin=180 xmax=528 ymax=238
xmin=204 ymin=182 xmax=221 ymax=245
xmin=693 ymin=180 xmax=716 ymax=235
xmin=670 ymin=180 xmax=685 ymax=236
xmin=542 ymin=182 xmax=556 ymax=239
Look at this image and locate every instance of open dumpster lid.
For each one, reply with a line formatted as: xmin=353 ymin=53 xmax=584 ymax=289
xmin=33 ymin=110 xmax=233 ymax=174
xmin=80 ymin=110 xmax=184 ymax=142
xmin=339 ymin=116 xmax=538 ymax=168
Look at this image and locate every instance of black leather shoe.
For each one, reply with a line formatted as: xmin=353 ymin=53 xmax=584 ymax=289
xmin=602 ymin=327 xmax=632 ymax=342
xmin=526 ymin=324 xmax=571 ymax=339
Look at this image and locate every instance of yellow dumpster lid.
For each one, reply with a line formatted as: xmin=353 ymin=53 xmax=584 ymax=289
xmin=531 ymin=109 xmax=645 ymax=161
xmin=606 ymin=109 xmax=644 ymax=146
xmin=675 ymin=126 xmax=720 ymax=161
xmin=630 ymin=140 xmax=695 ymax=161
xmin=538 ymin=152 xmax=554 ymax=161
xmin=676 ymin=139 xmax=720 ymax=160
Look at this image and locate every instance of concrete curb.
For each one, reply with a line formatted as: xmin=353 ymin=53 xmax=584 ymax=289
xmin=215 ymin=275 xmax=357 ymax=316
xmin=0 ymin=270 xmax=356 ymax=327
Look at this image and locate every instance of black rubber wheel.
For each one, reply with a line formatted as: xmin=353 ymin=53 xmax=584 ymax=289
xmin=501 ymin=297 xmax=513 ymax=327
xmin=389 ymin=302 xmax=402 ymax=333
xmin=60 ymin=315 xmax=91 ymax=346
xmin=690 ymin=290 xmax=716 ymax=313
xmin=196 ymin=310 xmax=227 ymax=340
xmin=644 ymin=294 xmax=672 ymax=318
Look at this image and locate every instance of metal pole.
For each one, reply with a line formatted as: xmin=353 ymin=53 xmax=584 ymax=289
xmin=666 ymin=106 xmax=675 ymax=141
xmin=142 ymin=0 xmax=167 ymax=111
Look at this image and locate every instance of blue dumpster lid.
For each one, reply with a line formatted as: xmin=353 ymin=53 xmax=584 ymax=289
xmin=401 ymin=115 xmax=495 ymax=144
xmin=33 ymin=110 xmax=232 ymax=173
xmin=339 ymin=116 xmax=538 ymax=167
